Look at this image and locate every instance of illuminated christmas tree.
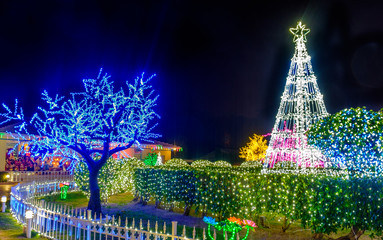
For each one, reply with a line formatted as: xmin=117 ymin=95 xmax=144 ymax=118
xmin=239 ymin=133 xmax=268 ymax=162
xmin=155 ymin=152 xmax=163 ymax=166
xmin=264 ymin=22 xmax=329 ymax=168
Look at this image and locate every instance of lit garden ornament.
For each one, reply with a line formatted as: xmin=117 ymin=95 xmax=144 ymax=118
xmin=203 ymin=216 xmax=257 ymax=240
xmin=264 ymin=21 xmax=329 ymax=168
xmin=25 ymin=210 xmax=33 ymax=238
xmin=155 ymin=152 xmax=163 ymax=166
xmin=59 ymin=182 xmax=70 ymax=200
xmin=1 ymin=196 xmax=6 ymax=212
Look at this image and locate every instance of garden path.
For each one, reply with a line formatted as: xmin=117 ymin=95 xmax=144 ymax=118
xmin=102 ymin=202 xmax=207 ymax=228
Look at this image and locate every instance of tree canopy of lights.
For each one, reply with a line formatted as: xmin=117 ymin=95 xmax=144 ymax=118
xmin=239 ymin=133 xmax=268 ymax=162
xmin=0 ymin=69 xmax=160 ymax=214
xmin=307 ymin=107 xmax=383 ymax=177
xmin=264 ymin=21 xmax=328 ymax=168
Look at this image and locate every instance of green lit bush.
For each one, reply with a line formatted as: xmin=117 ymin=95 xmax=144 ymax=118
xmin=191 ymin=159 xmax=214 ymax=168
xmin=164 ymin=158 xmax=189 ymax=167
xmin=213 ymin=160 xmax=232 ymax=167
xmin=134 ymin=165 xmax=383 ymax=237
xmin=240 ymin=160 xmax=262 ymax=168
xmin=74 ymin=157 xmax=144 ymax=202
xmin=307 ymin=107 xmax=383 ymax=177
xmin=135 ymin=166 xmax=196 ymax=214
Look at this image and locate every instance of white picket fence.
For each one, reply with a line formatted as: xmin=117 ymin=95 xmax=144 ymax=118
xmin=10 ymin=181 xmax=202 ymax=240
xmin=7 ymin=171 xmax=74 ymax=183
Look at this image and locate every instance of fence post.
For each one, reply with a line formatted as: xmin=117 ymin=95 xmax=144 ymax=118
xmin=86 ymin=209 xmax=92 ymax=239
xmin=172 ymin=221 xmax=177 ymax=240
xmin=87 ymin=220 xmax=91 ymax=240
xmin=25 ymin=210 xmax=33 ymax=238
xmin=87 ymin=210 xmax=92 ymax=220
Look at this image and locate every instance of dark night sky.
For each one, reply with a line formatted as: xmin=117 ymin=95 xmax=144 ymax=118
xmin=0 ymin=0 xmax=383 ymax=160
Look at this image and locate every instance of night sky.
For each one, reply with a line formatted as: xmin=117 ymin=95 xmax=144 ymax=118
xmin=0 ymin=0 xmax=383 ymax=161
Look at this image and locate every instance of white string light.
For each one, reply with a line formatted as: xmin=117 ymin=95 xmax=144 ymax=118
xmin=264 ymin=22 xmax=329 ymax=168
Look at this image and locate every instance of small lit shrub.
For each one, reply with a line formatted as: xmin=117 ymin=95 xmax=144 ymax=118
xmin=240 ymin=161 xmax=262 ymax=168
xmin=191 ymin=159 xmax=214 ymax=168
xmin=213 ymin=160 xmax=232 ymax=167
xmin=164 ymin=158 xmax=189 ymax=167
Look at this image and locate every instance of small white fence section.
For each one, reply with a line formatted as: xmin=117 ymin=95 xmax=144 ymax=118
xmin=11 ymin=181 xmax=199 ymax=240
xmin=8 ymin=171 xmax=74 ymax=183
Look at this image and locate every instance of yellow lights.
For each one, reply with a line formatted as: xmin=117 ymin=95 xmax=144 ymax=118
xmin=23 ymin=144 xmax=30 ymax=152
xmin=289 ymin=21 xmax=310 ymax=42
xmin=1 ymin=196 xmax=6 ymax=203
xmin=239 ymin=133 xmax=268 ymax=162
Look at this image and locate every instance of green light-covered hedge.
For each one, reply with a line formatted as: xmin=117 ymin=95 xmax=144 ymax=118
xmin=135 ymin=166 xmax=197 ymax=213
xmin=74 ymin=157 xmax=144 ymax=201
xmin=134 ymin=166 xmax=383 ymax=236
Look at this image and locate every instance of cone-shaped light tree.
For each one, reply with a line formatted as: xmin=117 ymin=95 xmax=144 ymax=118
xmin=0 ymin=69 xmax=160 ymax=214
xmin=264 ymin=22 xmax=329 ymax=168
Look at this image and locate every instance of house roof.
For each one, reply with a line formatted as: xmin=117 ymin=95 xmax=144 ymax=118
xmin=0 ymin=122 xmax=182 ymax=151
xmin=136 ymin=140 xmax=182 ymax=151
xmin=0 ymin=121 xmax=40 ymax=135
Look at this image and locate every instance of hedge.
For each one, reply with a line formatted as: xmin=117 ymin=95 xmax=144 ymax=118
xmin=134 ymin=166 xmax=383 ymax=236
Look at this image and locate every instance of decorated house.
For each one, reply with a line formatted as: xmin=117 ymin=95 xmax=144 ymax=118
xmin=0 ymin=124 xmax=182 ymax=171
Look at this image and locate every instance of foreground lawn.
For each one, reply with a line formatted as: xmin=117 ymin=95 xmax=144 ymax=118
xmin=0 ymin=212 xmax=47 ymax=239
xmin=38 ymin=191 xmax=136 ymax=208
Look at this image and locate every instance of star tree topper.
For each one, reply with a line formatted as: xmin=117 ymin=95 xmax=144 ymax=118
xmin=289 ymin=21 xmax=310 ymax=42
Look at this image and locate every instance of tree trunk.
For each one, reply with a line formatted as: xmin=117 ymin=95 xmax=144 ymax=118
xmin=168 ymin=203 xmax=174 ymax=212
xmin=282 ymin=216 xmax=292 ymax=232
xmin=155 ymin=199 xmax=161 ymax=208
xmin=87 ymin=168 xmax=102 ymax=215
xmin=333 ymin=226 xmax=364 ymax=240
xmin=259 ymin=216 xmax=269 ymax=228
xmin=140 ymin=195 xmax=148 ymax=205
xmin=133 ymin=191 xmax=139 ymax=202
xmin=313 ymin=226 xmax=365 ymax=240
xmin=202 ymin=206 xmax=207 ymax=217
xmin=312 ymin=233 xmax=324 ymax=239
xmin=183 ymin=204 xmax=191 ymax=216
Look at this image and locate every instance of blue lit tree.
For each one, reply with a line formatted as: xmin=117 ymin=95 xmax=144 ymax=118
xmin=307 ymin=107 xmax=383 ymax=177
xmin=0 ymin=69 xmax=160 ymax=214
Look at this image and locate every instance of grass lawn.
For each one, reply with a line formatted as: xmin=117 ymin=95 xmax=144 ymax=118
xmin=0 ymin=212 xmax=47 ymax=239
xmin=37 ymin=191 xmax=136 ymax=208
xmin=37 ymin=191 xmax=88 ymax=208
